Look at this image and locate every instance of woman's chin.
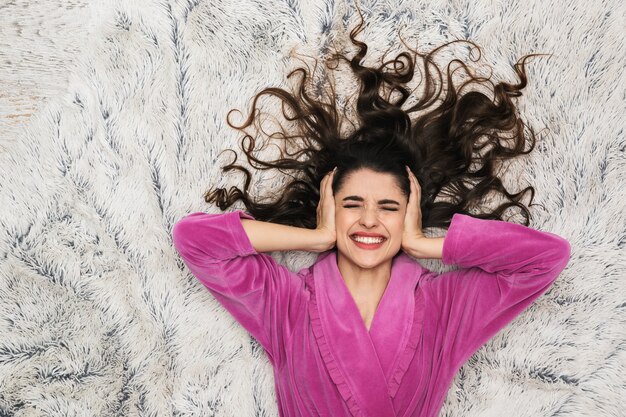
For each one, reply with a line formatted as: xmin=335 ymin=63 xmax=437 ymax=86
xmin=347 ymin=251 xmax=389 ymax=270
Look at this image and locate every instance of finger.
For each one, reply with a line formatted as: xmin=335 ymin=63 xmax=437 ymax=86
xmin=321 ymin=173 xmax=329 ymax=196
xmin=406 ymin=169 xmax=416 ymax=189
xmin=410 ymin=173 xmax=419 ymax=190
xmin=327 ymin=168 xmax=335 ymax=195
xmin=324 ymin=168 xmax=335 ymax=194
xmin=407 ymin=178 xmax=421 ymax=214
xmin=321 ymin=175 xmax=331 ymax=205
xmin=408 ymin=170 xmax=421 ymax=195
xmin=405 ymin=184 xmax=416 ymax=211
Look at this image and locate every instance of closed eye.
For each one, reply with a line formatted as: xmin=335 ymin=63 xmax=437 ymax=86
xmin=343 ymin=205 xmax=398 ymax=211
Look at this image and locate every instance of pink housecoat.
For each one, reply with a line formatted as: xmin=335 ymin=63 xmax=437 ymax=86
xmin=171 ymin=210 xmax=571 ymax=417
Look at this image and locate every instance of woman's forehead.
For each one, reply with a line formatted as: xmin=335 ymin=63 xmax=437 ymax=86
xmin=338 ymin=170 xmax=404 ymax=198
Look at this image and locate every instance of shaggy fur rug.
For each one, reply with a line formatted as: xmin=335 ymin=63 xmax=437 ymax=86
xmin=1 ymin=0 xmax=624 ymax=416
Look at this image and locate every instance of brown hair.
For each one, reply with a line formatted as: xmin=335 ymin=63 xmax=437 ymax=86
xmin=205 ymin=7 xmax=549 ymax=230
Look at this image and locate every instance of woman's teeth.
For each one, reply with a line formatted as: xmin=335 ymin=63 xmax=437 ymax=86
xmin=351 ymin=235 xmax=385 ymax=244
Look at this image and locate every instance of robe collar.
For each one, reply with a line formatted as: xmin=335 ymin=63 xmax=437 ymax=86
xmin=306 ymin=250 xmax=426 ymax=417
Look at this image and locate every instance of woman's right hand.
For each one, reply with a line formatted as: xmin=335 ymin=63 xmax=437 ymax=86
xmin=314 ymin=167 xmax=337 ymax=252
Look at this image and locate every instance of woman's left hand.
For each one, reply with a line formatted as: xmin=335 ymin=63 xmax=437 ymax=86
xmin=401 ymin=166 xmax=426 ymax=255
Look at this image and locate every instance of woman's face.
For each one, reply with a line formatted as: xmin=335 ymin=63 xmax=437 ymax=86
xmin=334 ymin=168 xmax=408 ymax=271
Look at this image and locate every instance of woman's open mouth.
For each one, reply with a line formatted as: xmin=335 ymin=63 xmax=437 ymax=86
xmin=350 ymin=234 xmax=387 ymax=250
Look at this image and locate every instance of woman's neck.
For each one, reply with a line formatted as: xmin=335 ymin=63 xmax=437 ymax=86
xmin=336 ymin=253 xmax=392 ymax=322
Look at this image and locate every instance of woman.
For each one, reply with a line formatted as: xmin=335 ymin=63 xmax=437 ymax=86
xmin=172 ymin=11 xmax=571 ymax=417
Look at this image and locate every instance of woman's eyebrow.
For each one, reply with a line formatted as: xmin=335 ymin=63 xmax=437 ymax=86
xmin=341 ymin=195 xmax=400 ymax=205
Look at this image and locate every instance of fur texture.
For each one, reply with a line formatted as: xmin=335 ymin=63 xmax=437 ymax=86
xmin=1 ymin=0 xmax=624 ymax=415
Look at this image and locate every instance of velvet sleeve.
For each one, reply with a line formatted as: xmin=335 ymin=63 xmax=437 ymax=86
xmin=171 ymin=210 xmax=304 ymax=367
xmin=423 ymin=212 xmax=572 ymax=369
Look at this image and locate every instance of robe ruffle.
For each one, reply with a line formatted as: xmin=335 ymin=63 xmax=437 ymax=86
xmin=387 ymin=288 xmax=425 ymax=398
xmin=305 ymin=270 xmax=426 ymax=417
xmin=306 ymin=272 xmax=366 ymax=417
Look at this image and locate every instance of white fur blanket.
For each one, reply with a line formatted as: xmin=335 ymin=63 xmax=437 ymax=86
xmin=1 ymin=0 xmax=624 ymax=415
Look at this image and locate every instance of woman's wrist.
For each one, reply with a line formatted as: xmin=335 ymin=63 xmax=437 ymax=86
xmin=311 ymin=227 xmax=336 ymax=253
xmin=405 ymin=236 xmax=445 ymax=259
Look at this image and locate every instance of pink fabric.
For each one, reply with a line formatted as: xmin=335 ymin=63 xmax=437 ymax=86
xmin=172 ymin=210 xmax=571 ymax=417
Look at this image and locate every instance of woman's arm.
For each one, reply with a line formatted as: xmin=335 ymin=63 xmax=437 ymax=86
xmin=172 ymin=171 xmax=337 ymax=367
xmin=239 ymin=169 xmax=337 ymax=254
xmin=240 ymin=218 xmax=334 ymax=253
xmin=422 ymin=212 xmax=572 ymax=369
xmin=172 ymin=210 xmax=310 ymax=367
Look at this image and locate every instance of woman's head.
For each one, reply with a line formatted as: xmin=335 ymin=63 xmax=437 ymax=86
xmin=333 ymin=166 xmax=408 ymax=271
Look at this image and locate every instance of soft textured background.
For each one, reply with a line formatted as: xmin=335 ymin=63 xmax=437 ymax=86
xmin=1 ymin=0 xmax=625 ymax=416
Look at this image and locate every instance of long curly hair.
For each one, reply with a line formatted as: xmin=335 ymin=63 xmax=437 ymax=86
xmin=205 ymin=9 xmax=549 ymax=230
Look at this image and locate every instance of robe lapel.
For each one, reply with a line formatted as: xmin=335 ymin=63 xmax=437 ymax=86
xmin=368 ymin=254 xmax=422 ymax=393
xmin=307 ymin=251 xmax=423 ymax=417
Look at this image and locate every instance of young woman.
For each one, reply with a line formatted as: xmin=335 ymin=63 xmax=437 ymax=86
xmin=172 ymin=10 xmax=572 ymax=417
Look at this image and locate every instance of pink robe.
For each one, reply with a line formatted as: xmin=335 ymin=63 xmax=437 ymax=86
xmin=172 ymin=210 xmax=571 ymax=417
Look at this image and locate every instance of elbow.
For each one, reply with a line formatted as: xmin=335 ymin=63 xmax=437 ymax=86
xmin=520 ymin=236 xmax=572 ymax=285
xmin=541 ymin=237 xmax=572 ymax=285
xmin=171 ymin=212 xmax=236 ymax=264
xmin=171 ymin=214 xmax=203 ymax=257
xmin=171 ymin=219 xmax=189 ymax=256
xmin=554 ymin=237 xmax=572 ymax=274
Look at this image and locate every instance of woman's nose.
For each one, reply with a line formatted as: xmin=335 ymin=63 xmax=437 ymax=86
xmin=359 ymin=208 xmax=379 ymax=227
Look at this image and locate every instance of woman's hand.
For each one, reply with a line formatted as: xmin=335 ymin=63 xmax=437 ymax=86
xmin=401 ymin=166 xmax=427 ymax=256
xmin=314 ymin=167 xmax=337 ymax=252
